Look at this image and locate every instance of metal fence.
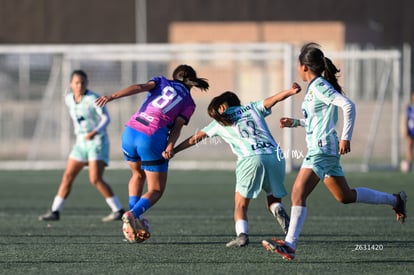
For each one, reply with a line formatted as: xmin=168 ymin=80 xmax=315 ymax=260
xmin=0 ymin=43 xmax=407 ymax=171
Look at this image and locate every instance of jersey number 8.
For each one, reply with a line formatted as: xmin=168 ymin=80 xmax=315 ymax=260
xmin=152 ymin=86 xmax=182 ymax=113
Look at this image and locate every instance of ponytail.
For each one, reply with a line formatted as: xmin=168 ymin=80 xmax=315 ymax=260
xmin=183 ymin=77 xmax=209 ymax=91
xmin=323 ymin=57 xmax=343 ymax=93
xmin=299 ymin=43 xmax=344 ymax=94
xmin=172 ymin=64 xmax=209 ymax=91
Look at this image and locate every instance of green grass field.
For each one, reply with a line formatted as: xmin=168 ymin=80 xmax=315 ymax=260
xmin=0 ymin=169 xmax=413 ymax=274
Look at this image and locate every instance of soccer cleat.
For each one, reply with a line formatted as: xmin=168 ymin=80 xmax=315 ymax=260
xmin=102 ymin=209 xmax=125 ymax=222
xmin=38 ymin=210 xmax=60 ymax=221
xmin=225 ymin=233 xmax=249 ymax=247
xmin=262 ymin=238 xmax=295 ymax=260
xmin=134 ymin=216 xmax=151 ymax=243
xmin=393 ymin=191 xmax=407 ymax=224
xmin=122 ymin=211 xmax=138 ymax=243
xmin=122 ymin=211 xmax=151 ymax=243
xmin=274 ymin=205 xmax=290 ymax=234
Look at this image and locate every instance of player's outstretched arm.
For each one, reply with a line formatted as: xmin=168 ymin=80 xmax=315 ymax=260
xmin=263 ymin=82 xmax=301 ymax=110
xmin=162 ymin=117 xmax=187 ymax=159
xmin=95 ymin=81 xmax=156 ymax=107
xmin=172 ymin=131 xmax=208 ymax=156
xmin=280 ymin=117 xmax=302 ymax=128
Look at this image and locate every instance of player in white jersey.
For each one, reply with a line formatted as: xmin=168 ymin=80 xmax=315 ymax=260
xmin=262 ymin=43 xmax=407 ymax=261
xmin=170 ymin=83 xmax=301 ymax=247
xmin=39 ymin=70 xmax=125 ymax=222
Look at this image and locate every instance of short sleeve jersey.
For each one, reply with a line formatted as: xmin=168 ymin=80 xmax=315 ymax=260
xmin=65 ymin=90 xmax=109 ymax=135
xmin=202 ymin=100 xmax=279 ymax=159
xmin=125 ymin=76 xmax=196 ymax=135
xmin=301 ymin=76 xmax=340 ymax=156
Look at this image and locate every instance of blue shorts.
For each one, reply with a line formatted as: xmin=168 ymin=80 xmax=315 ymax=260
xmin=301 ymin=153 xmax=344 ymax=180
xmin=69 ymin=134 xmax=110 ymax=166
xmin=121 ymin=126 xmax=169 ymax=172
xmin=235 ymin=154 xmax=287 ymax=199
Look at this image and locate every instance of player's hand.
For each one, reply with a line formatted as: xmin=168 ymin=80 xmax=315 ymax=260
xmin=85 ymin=131 xmax=96 ymax=140
xmin=339 ymin=140 xmax=351 ymax=154
xmin=292 ymin=82 xmax=302 ymax=94
xmin=280 ymin=117 xmax=294 ymax=128
xmin=95 ymin=95 xmax=112 ymax=107
xmin=162 ymin=150 xmax=174 ymax=159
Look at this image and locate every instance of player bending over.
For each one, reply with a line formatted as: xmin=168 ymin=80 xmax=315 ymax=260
xmin=170 ymin=83 xmax=301 ymax=247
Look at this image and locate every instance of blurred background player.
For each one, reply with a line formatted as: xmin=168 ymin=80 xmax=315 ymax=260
xmin=262 ymin=42 xmax=407 ymax=261
xmin=39 ymin=70 xmax=125 ymax=222
xmin=95 ymin=65 xmax=209 ymax=243
xmin=171 ymin=83 xmax=301 ymax=247
xmin=401 ymin=93 xmax=414 ymax=172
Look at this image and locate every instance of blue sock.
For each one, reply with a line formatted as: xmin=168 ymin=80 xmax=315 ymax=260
xmin=129 ymin=196 xmax=140 ymax=210
xmin=131 ymin=198 xmax=151 ymax=218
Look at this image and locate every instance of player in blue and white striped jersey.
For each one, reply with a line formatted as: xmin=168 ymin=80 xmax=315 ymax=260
xmin=172 ymin=83 xmax=301 ymax=247
xmin=263 ymin=42 xmax=407 ymax=261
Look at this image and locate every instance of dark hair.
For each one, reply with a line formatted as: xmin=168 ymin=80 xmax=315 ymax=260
xmin=207 ymin=91 xmax=241 ymax=126
xmin=172 ymin=64 xmax=209 ymax=91
xmin=71 ymin=70 xmax=88 ymax=81
xmin=299 ymin=43 xmax=343 ymax=94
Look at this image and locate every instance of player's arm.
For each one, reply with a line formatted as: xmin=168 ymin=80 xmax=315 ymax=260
xmin=263 ymin=82 xmax=301 ymax=110
xmin=95 ymin=81 xmax=156 ymax=107
xmin=331 ymin=93 xmax=356 ymax=154
xmin=162 ymin=117 xmax=187 ymax=159
xmin=279 ymin=117 xmax=305 ymax=128
xmin=172 ymin=131 xmax=208 ymax=156
xmin=85 ymin=109 xmax=110 ymax=140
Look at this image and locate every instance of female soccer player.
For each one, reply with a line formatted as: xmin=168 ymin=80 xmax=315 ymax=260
xmin=262 ymin=43 xmax=407 ymax=260
xmin=170 ymin=83 xmax=301 ymax=247
xmin=38 ymin=70 xmax=125 ymax=222
xmin=95 ymin=65 xmax=209 ymax=243
xmin=401 ymin=93 xmax=414 ymax=172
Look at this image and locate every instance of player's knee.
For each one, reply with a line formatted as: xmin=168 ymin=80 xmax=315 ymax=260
xmin=336 ymin=196 xmax=354 ymax=204
xmin=89 ymin=177 xmax=104 ymax=186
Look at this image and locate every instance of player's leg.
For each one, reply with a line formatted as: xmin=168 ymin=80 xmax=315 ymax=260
xmin=127 ymin=161 xmax=146 ymax=209
xmin=226 ymin=192 xmax=250 ymax=247
xmin=323 ymin=175 xmax=356 ymax=203
xmin=264 ymin=153 xmax=289 ymax=234
xmin=407 ymin=137 xmax=414 ymax=171
xmin=131 ymin=170 xmax=167 ymax=217
xmin=122 ymin=126 xmax=168 ymax=242
xmin=57 ymin=158 xmax=85 ymax=199
xmin=38 ymin=158 xmax=84 ymax=221
xmin=325 ymin=175 xmax=406 ymax=223
xmin=88 ymin=160 xmax=124 ymax=221
xmin=127 ymin=126 xmax=170 ymax=218
xmin=286 ymin=168 xmax=319 ymax=247
xmin=267 ymin=195 xmax=289 ymax=235
xmin=123 ymin=170 xmax=165 ymax=242
xmin=263 ymin=168 xmax=319 ymax=260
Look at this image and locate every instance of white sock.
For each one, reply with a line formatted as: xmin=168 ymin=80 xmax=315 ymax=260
xmin=105 ymin=196 xmax=123 ymax=212
xmin=285 ymin=206 xmax=307 ymax=249
xmin=269 ymin=202 xmax=283 ymax=217
xmin=235 ymin=219 xmax=248 ymax=236
xmin=355 ymin=187 xmax=397 ymax=206
xmin=51 ymin=196 xmax=65 ymax=212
